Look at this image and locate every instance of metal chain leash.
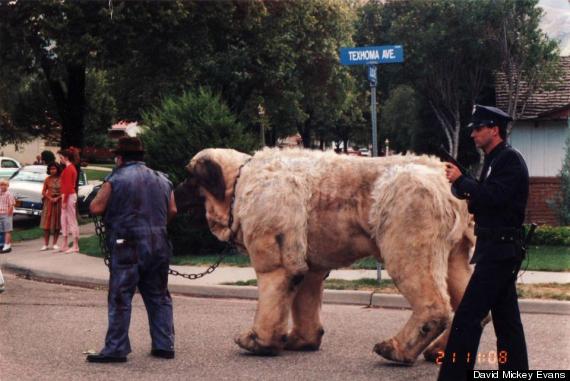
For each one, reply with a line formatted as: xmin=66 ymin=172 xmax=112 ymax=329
xmin=167 ymin=244 xmax=236 ymax=280
xmin=92 ymin=215 xmax=236 ymax=279
xmin=93 ymin=215 xmax=111 ymax=268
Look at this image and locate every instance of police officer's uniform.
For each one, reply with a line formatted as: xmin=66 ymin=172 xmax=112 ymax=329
xmin=438 ymin=105 xmax=529 ymax=381
xmin=100 ymin=160 xmax=175 ymax=358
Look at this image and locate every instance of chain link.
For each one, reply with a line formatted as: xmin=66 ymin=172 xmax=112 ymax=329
xmin=91 ymin=215 xmax=236 ymax=279
xmin=93 ymin=215 xmax=111 ymax=268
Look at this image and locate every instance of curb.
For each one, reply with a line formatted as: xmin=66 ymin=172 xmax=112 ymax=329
xmin=5 ymin=264 xmax=570 ymax=315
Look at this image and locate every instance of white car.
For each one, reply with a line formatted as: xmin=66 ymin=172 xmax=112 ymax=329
xmin=0 ymin=156 xmax=21 ymax=179
xmin=9 ymin=165 xmax=102 ymax=217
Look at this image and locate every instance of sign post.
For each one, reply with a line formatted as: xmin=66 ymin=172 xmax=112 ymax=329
xmin=340 ymin=45 xmax=404 ymax=283
xmin=368 ymin=65 xmax=378 ymax=156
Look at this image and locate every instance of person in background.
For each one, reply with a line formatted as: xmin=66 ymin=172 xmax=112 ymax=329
xmin=58 ymin=149 xmax=80 ymax=253
xmin=40 ymin=162 xmax=62 ymax=251
xmin=68 ymin=146 xmax=82 ymax=193
xmin=0 ymin=178 xmax=15 ymax=253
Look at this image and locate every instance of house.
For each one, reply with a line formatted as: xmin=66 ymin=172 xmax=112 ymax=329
xmin=0 ymin=137 xmax=59 ymax=166
xmin=496 ymin=56 xmax=570 ymax=225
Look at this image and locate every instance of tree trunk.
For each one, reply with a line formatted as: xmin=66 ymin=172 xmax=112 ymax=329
xmin=300 ymin=124 xmax=311 ymax=148
xmin=60 ymin=63 xmax=86 ymax=149
xmin=42 ymin=61 xmax=86 ymax=149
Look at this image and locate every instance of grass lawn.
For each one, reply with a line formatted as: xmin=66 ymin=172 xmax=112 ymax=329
xmin=12 ymin=226 xmax=44 ymax=242
xmin=351 ymin=245 xmax=570 ymax=272
xmin=226 ymin=278 xmax=570 ymax=301
xmin=84 ymin=168 xmax=111 ymax=182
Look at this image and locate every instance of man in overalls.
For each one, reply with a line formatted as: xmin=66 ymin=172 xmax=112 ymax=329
xmin=88 ymin=137 xmax=177 ymax=363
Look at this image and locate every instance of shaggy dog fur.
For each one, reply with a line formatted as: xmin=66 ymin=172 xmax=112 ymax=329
xmin=177 ymin=147 xmax=475 ymax=364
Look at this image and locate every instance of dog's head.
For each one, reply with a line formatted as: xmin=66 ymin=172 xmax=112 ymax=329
xmin=174 ymin=153 xmax=225 ymax=221
xmin=176 ymin=148 xmax=252 ymax=238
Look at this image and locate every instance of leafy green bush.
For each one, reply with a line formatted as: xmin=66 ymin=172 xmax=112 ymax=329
xmin=141 ymin=88 xmax=257 ymax=185
xmin=140 ymin=88 xmax=257 ymax=256
xmin=531 ymin=225 xmax=570 ymax=246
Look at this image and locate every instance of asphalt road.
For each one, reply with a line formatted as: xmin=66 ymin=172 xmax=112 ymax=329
xmin=0 ymin=273 xmax=568 ymax=381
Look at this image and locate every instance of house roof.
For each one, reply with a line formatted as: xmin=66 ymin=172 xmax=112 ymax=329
xmin=495 ymin=56 xmax=570 ymax=120
xmin=108 ymin=121 xmax=141 ymax=139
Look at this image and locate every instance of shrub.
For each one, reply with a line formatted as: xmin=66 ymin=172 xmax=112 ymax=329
xmin=141 ymin=88 xmax=257 ymax=185
xmin=140 ymin=88 xmax=257 ymax=256
xmin=530 ymin=225 xmax=570 ymax=246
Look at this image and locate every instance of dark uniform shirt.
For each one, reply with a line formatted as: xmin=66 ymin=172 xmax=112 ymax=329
xmin=453 ymin=142 xmax=529 ymax=263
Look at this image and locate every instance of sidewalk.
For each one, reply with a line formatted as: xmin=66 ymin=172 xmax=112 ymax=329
xmin=1 ymin=223 xmax=569 ymax=315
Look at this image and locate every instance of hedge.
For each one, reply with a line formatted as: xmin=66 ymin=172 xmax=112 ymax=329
xmin=530 ymin=225 xmax=570 ymax=246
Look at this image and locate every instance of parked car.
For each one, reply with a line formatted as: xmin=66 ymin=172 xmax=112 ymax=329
xmin=8 ymin=165 xmax=102 ymax=217
xmin=0 ymin=156 xmax=21 ymax=179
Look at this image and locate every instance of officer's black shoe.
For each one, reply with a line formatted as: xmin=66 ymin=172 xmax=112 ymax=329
xmin=86 ymin=353 xmax=127 ymax=363
xmin=151 ymin=349 xmax=175 ymax=359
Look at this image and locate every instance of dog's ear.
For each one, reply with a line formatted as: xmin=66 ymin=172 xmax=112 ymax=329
xmin=190 ymin=158 xmax=226 ymax=201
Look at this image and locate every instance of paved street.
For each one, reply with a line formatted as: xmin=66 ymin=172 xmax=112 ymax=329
xmin=0 ymin=274 xmax=568 ymax=381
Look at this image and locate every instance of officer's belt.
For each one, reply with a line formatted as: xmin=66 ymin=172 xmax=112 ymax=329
xmin=474 ymin=227 xmax=524 ymax=243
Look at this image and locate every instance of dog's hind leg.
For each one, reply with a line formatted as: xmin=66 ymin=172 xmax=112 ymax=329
xmin=285 ymin=270 xmax=328 ymax=351
xmin=423 ymin=236 xmax=473 ymax=362
xmin=373 ymin=236 xmax=452 ymax=365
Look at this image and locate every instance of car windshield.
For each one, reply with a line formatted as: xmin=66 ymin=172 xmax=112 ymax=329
xmin=10 ymin=168 xmax=48 ymax=183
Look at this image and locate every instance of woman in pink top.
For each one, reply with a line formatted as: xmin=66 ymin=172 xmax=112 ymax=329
xmin=58 ymin=149 xmax=80 ymax=253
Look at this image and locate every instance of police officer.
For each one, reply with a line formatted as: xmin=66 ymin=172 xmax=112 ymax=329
xmin=438 ymin=105 xmax=529 ymax=380
xmin=87 ymin=137 xmax=177 ymax=363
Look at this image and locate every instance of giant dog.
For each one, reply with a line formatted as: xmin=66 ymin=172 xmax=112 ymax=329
xmin=175 ymin=147 xmax=474 ymax=364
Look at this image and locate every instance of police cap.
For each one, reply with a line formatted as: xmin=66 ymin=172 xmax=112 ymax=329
xmin=467 ymin=104 xmax=512 ymax=130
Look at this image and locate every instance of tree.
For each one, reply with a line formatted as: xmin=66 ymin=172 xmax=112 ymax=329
xmin=355 ymin=0 xmax=560 ymax=159
xmin=0 ymin=0 xmax=195 ymax=148
xmin=0 ymin=1 xmax=110 ymax=148
xmin=380 ymin=85 xmax=421 ymax=153
xmin=493 ymin=0 xmax=561 ymax=129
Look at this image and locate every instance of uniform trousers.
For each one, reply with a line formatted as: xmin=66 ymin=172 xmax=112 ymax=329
xmin=101 ymin=239 xmax=174 ymax=357
xmin=437 ymin=258 xmax=528 ymax=381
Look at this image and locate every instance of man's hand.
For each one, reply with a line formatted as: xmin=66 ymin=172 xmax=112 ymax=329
xmin=445 ymin=163 xmax=462 ymax=183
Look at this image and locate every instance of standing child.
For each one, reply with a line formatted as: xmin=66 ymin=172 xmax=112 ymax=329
xmin=0 ymin=178 xmax=15 ymax=253
xmin=40 ymin=162 xmax=62 ymax=251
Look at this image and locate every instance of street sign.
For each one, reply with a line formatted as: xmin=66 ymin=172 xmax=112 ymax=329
xmin=368 ymin=65 xmax=377 ymax=85
xmin=339 ymin=45 xmax=403 ymax=66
